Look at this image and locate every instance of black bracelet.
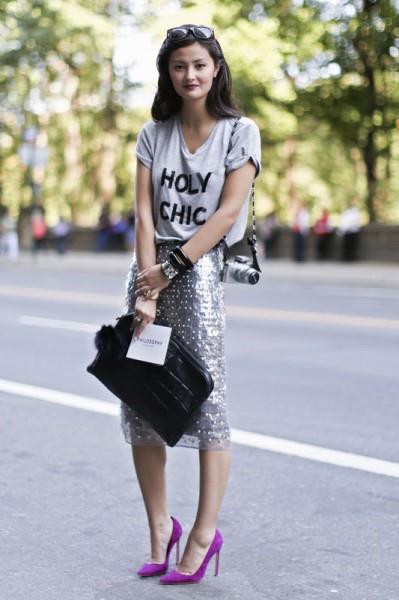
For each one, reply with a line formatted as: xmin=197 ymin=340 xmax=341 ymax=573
xmin=168 ymin=251 xmax=184 ymax=273
xmin=173 ymin=246 xmax=194 ymax=270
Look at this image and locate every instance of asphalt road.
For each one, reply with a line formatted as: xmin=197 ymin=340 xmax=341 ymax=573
xmin=1 ymin=253 xmax=399 ymax=600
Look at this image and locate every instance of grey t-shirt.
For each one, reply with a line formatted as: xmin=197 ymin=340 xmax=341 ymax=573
xmin=135 ymin=114 xmax=261 ymax=246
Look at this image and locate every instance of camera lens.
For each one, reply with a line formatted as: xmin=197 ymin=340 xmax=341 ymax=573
xmin=248 ymin=271 xmax=259 ymax=285
xmin=233 ymin=265 xmax=259 ymax=284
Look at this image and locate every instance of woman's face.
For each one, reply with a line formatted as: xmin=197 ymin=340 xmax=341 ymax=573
xmin=168 ymin=42 xmax=219 ymax=104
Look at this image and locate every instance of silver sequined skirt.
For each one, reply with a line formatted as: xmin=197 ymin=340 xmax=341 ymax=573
xmin=121 ymin=242 xmax=231 ymax=450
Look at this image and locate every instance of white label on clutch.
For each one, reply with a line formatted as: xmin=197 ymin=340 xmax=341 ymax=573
xmin=126 ymin=324 xmax=172 ymax=365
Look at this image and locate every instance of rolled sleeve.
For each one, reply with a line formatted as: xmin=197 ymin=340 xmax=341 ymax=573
xmin=135 ymin=123 xmax=154 ymax=169
xmin=225 ymin=118 xmax=262 ymax=177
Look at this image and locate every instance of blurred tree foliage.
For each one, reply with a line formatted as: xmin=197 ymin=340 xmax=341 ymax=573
xmin=212 ymin=0 xmax=399 ymax=222
xmin=0 ymin=0 xmax=145 ymax=224
xmin=0 ymin=0 xmax=398 ymax=226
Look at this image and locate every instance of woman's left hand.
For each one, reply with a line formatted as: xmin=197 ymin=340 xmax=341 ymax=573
xmin=135 ymin=264 xmax=170 ymax=299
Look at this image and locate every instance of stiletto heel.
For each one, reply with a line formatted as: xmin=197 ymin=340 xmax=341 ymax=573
xmin=159 ymin=529 xmax=223 ymax=585
xmin=175 ymin=538 xmax=180 ymax=564
xmin=214 ymin=550 xmax=220 ymax=577
xmin=137 ymin=517 xmax=183 ymax=577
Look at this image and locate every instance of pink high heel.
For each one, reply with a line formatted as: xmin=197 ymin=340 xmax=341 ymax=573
xmin=137 ymin=517 xmax=182 ymax=577
xmin=159 ymin=529 xmax=223 ymax=585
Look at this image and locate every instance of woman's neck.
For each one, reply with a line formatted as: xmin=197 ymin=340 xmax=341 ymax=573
xmin=179 ymin=102 xmax=215 ymax=129
xmin=178 ymin=103 xmax=218 ymax=153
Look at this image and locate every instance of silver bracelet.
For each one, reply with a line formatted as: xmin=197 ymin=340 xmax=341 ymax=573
xmin=160 ymin=259 xmax=179 ymax=280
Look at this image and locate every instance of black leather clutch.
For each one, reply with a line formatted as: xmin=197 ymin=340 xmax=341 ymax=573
xmin=87 ymin=314 xmax=214 ymax=447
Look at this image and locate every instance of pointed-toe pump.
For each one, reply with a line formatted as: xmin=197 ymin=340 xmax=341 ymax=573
xmin=159 ymin=529 xmax=223 ymax=585
xmin=137 ymin=516 xmax=183 ymax=577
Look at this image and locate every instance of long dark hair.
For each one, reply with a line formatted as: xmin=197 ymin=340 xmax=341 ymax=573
xmin=151 ymin=25 xmax=241 ymax=121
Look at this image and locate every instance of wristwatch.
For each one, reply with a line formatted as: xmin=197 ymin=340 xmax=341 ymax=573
xmin=160 ymin=259 xmax=179 ymax=280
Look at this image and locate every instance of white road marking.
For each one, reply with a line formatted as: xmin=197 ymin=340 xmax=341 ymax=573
xmin=0 ymin=378 xmax=118 ymax=416
xmin=1 ymin=377 xmax=398 ymax=480
xmin=15 ymin=302 xmax=399 ymax=333
xmin=19 ymin=315 xmax=98 ymax=333
xmin=231 ymin=430 xmax=399 ymax=479
xmin=0 ymin=281 xmax=398 ymax=328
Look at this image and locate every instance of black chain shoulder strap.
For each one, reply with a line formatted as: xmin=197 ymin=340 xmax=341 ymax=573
xmin=226 ymin=117 xmax=261 ymax=272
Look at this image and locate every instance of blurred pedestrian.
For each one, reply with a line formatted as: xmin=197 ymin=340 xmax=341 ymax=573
xmin=31 ymin=212 xmax=47 ymax=254
xmin=109 ymin=211 xmax=127 ymax=251
xmin=0 ymin=208 xmax=19 ymax=262
xmin=125 ymin=211 xmax=136 ymax=252
xmin=313 ymin=208 xmax=333 ymax=260
xmin=292 ymin=202 xmax=309 ymax=262
xmin=95 ymin=205 xmax=110 ymax=252
xmin=260 ymin=211 xmax=278 ymax=258
xmin=339 ymin=206 xmax=361 ymax=261
xmin=53 ymin=217 xmax=70 ymax=255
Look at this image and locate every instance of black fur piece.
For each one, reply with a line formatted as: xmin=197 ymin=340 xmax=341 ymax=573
xmin=95 ymin=325 xmax=125 ymax=360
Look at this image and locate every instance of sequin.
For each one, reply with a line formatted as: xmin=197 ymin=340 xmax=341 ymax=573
xmin=120 ymin=241 xmax=231 ymax=451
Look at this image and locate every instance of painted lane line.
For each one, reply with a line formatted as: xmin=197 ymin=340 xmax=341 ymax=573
xmin=0 ymin=284 xmax=121 ymax=307
xmin=20 ymin=311 xmax=398 ymax=334
xmin=19 ymin=315 xmax=98 ymax=333
xmin=1 ymin=378 xmax=399 ymax=480
xmin=7 ymin=280 xmax=399 ymax=331
xmin=0 ymin=378 xmax=118 ymax=416
xmin=231 ymin=430 xmax=399 ymax=480
xmin=3 ymin=282 xmax=399 ymax=330
xmin=227 ymin=306 xmax=399 ymax=330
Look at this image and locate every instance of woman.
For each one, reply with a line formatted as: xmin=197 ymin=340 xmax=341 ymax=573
xmin=123 ymin=24 xmax=261 ymax=584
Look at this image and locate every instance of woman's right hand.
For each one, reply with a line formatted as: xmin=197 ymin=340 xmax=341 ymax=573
xmin=135 ymin=263 xmax=170 ymax=299
xmin=130 ymin=295 xmax=158 ymax=337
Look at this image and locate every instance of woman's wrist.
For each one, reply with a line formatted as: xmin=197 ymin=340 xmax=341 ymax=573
xmin=160 ymin=246 xmax=195 ymax=280
xmin=173 ymin=246 xmax=194 ymax=270
xmin=160 ymin=258 xmax=179 ymax=279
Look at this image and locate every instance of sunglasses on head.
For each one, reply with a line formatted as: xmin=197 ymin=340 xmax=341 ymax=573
xmin=166 ymin=26 xmax=215 ymax=41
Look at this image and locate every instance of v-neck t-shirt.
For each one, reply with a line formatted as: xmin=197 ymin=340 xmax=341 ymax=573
xmin=135 ymin=114 xmax=261 ymax=246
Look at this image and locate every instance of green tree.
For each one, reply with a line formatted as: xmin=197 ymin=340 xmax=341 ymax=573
xmin=294 ymin=0 xmax=398 ymax=221
xmin=2 ymin=0 xmax=398 ymax=226
xmin=0 ymin=0 xmax=119 ymax=222
xmin=215 ymin=0 xmax=399 ymax=221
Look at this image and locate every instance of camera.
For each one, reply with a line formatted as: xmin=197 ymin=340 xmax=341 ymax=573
xmin=221 ymin=255 xmax=260 ymax=285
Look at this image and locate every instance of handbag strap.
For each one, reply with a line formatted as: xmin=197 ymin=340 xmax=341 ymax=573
xmin=226 ymin=117 xmax=261 ymax=272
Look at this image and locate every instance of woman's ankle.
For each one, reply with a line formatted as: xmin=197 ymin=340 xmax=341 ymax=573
xmin=148 ymin=513 xmax=171 ymax=532
xmin=187 ymin=525 xmax=216 ymax=549
xmin=148 ymin=517 xmax=173 ymax=562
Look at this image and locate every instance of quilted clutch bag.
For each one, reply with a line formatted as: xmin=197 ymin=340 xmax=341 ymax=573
xmin=87 ymin=313 xmax=214 ymax=447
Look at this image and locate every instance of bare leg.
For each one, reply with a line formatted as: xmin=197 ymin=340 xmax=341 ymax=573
xmin=177 ymin=449 xmax=232 ymax=574
xmin=132 ymin=445 xmax=173 ymax=563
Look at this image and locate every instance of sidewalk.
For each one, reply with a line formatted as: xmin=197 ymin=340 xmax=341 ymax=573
xmin=3 ymin=250 xmax=399 ymax=288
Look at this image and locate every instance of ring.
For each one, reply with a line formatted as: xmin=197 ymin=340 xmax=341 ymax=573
xmin=149 ymin=292 xmax=159 ymax=300
xmin=144 ymin=290 xmax=151 ymax=297
xmin=134 ymin=316 xmax=142 ymax=323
